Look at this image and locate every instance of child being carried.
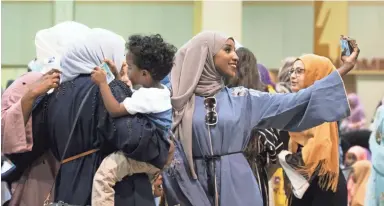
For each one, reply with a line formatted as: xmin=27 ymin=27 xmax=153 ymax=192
xmin=91 ymin=55 xmax=173 ymax=206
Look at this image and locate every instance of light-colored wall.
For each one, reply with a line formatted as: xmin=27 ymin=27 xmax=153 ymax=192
xmin=349 ymin=4 xmax=384 ymax=60
xmin=1 ymin=1 xmax=55 ymax=87
xmin=242 ymin=2 xmax=314 ymax=69
xmin=73 ymin=1 xmax=193 ymax=49
xmin=356 ymin=75 xmax=384 ymax=123
xmin=1 ymin=1 xmax=54 ymax=65
xmin=348 ymin=3 xmax=384 ymax=124
xmin=1 ymin=1 xmax=194 ymax=88
xmin=200 ymin=1 xmax=242 ymax=42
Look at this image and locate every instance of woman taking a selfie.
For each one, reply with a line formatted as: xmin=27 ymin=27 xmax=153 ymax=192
xmin=162 ymin=32 xmax=360 ymax=206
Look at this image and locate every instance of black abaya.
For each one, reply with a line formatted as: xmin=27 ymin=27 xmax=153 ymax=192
xmin=33 ymin=75 xmax=170 ymax=205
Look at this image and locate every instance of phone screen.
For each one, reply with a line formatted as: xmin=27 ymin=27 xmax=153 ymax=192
xmin=100 ymin=62 xmax=115 ymax=84
xmin=1 ymin=158 xmax=16 ymax=178
xmin=340 ymin=39 xmax=351 ymax=56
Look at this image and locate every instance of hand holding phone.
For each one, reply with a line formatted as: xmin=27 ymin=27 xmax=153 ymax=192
xmin=340 ymin=35 xmax=359 ymax=59
xmin=340 ymin=39 xmax=352 ymax=56
xmin=338 ymin=35 xmax=361 ymax=76
xmin=100 ymin=62 xmax=115 ymax=84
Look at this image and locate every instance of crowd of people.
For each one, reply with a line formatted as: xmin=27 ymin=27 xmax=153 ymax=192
xmin=1 ymin=21 xmax=383 ymax=206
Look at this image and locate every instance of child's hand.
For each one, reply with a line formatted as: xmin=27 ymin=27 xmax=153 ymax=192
xmin=91 ymin=67 xmax=107 ymax=85
xmin=29 ymin=69 xmax=61 ymax=97
xmin=104 ymin=59 xmax=120 ymax=79
xmin=153 ymin=175 xmax=163 ymax=197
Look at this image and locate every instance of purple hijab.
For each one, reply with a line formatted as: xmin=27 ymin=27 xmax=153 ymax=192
xmin=257 ymin=64 xmax=275 ymax=88
xmin=347 ymin=93 xmax=365 ymax=123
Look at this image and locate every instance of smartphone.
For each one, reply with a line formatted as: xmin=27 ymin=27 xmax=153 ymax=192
xmin=1 ymin=156 xmax=16 ymax=179
xmin=340 ymin=39 xmax=352 ymax=56
xmin=100 ymin=62 xmax=115 ymax=84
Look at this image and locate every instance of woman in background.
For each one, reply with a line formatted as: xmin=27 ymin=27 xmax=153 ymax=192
xmin=281 ymin=38 xmax=360 ymax=205
xmin=350 ymin=160 xmax=371 ymax=206
xmin=271 ymin=57 xmax=298 ymax=206
xmin=225 ymin=47 xmax=264 ymax=90
xmin=344 ymin=146 xmax=371 ymax=204
xmin=225 ymin=47 xmax=282 ymax=206
xmin=2 ymin=71 xmax=61 ymax=206
xmin=345 ymin=146 xmax=370 ymax=168
xmin=365 ymin=105 xmax=384 ymax=206
xmin=275 ymin=57 xmax=296 ymax=94
xmin=258 ymin=63 xmax=276 ymax=93
xmin=1 ymin=21 xmax=90 ymax=206
xmin=341 ymin=93 xmax=366 ymax=133
xmin=369 ymin=97 xmax=384 ymax=131
xmin=39 ymin=30 xmax=172 ymax=205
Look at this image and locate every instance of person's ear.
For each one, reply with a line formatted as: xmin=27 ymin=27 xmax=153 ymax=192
xmin=142 ymin=69 xmax=149 ymax=76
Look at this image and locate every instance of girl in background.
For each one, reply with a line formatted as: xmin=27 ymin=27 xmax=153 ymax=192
xmin=345 ymin=146 xmax=370 ymax=168
xmin=350 ymin=160 xmax=371 ymax=206
xmin=345 ymin=146 xmax=371 ymax=204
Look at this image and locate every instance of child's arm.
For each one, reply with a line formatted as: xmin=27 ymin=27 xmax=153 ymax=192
xmin=99 ymin=83 xmax=128 ymax=118
xmin=91 ymin=67 xmax=128 ymax=118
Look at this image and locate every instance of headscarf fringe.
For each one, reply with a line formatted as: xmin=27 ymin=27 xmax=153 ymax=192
xmin=294 ymin=159 xmax=338 ymax=192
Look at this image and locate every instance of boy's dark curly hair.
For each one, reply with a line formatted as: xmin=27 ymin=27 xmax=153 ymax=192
xmin=126 ymin=34 xmax=177 ymax=81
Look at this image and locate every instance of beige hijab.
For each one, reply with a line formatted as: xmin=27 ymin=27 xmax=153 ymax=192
xmin=351 ymin=160 xmax=371 ymax=206
xmin=171 ymin=31 xmax=228 ymax=179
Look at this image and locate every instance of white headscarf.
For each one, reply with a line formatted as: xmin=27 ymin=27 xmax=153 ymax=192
xmin=60 ymin=28 xmax=126 ymax=83
xmin=33 ymin=21 xmax=91 ymax=74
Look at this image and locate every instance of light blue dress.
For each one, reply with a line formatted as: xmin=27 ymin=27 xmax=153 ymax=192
xmin=365 ymin=105 xmax=384 ymax=206
xmin=163 ymin=71 xmax=350 ymax=206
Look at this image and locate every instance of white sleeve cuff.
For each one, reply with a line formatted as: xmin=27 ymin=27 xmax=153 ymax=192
xmin=278 ymin=150 xmax=310 ymax=199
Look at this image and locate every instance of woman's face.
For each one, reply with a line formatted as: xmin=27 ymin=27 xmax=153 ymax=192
xmin=214 ymin=39 xmax=239 ymax=78
xmin=345 ymin=153 xmax=357 ymax=167
xmin=290 ymin=60 xmax=306 ymax=92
